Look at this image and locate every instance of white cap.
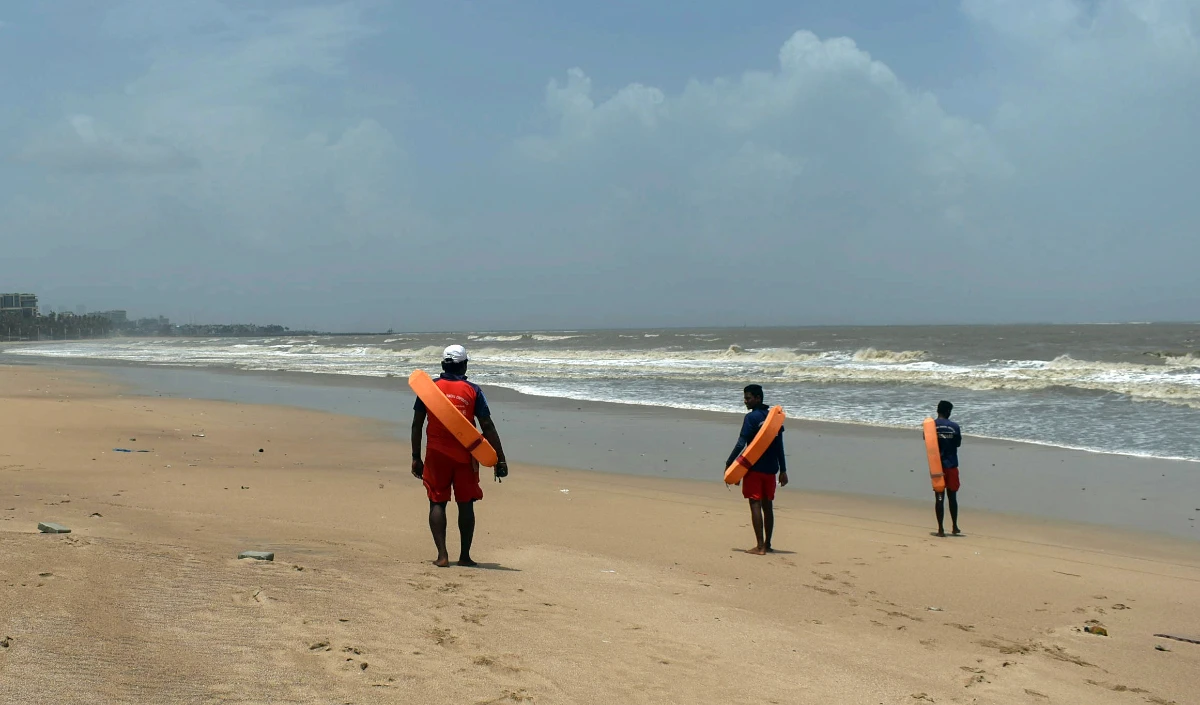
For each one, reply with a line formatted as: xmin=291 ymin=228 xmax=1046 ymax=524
xmin=442 ymin=344 xmax=468 ymax=364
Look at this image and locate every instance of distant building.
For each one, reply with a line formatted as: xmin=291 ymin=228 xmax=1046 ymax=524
xmin=97 ymin=310 xmax=128 ymax=324
xmin=0 ymin=293 xmax=38 ymax=318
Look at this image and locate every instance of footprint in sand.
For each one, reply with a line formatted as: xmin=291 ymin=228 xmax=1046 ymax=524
xmin=964 ymin=673 xmax=989 ymax=688
xmin=805 ymin=583 xmax=840 ymax=596
xmin=428 ymin=628 xmax=457 ymax=646
xmin=881 ymin=610 xmax=924 ymax=622
xmin=976 ymin=638 xmax=1031 ymax=655
xmin=478 ymin=689 xmax=533 ymax=704
xmin=307 ymin=640 xmax=371 ymax=676
xmin=471 ymin=654 xmax=522 ymax=675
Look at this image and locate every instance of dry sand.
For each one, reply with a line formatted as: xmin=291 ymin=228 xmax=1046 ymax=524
xmin=0 ymin=364 xmax=1197 ymax=704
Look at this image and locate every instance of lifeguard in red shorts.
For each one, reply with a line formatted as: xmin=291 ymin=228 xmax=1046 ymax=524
xmin=725 ymin=384 xmax=788 ymax=555
xmin=411 ymin=345 xmax=509 ymax=567
xmin=932 ymin=400 xmax=962 ymax=537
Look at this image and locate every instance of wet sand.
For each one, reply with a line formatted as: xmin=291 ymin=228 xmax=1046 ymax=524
xmin=1 ymin=363 xmax=1198 ymax=704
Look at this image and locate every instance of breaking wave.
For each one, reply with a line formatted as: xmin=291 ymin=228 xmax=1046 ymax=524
xmin=852 ymin=348 xmax=927 ymax=363
xmin=5 ymin=338 xmax=1199 ymax=408
xmin=7 ymin=329 xmax=1200 ymax=461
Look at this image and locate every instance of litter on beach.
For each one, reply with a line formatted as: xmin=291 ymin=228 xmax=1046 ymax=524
xmin=1154 ymin=633 xmax=1200 ymax=645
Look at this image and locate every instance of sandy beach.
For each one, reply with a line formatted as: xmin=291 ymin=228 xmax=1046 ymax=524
xmin=1 ymin=363 xmax=1198 ymax=704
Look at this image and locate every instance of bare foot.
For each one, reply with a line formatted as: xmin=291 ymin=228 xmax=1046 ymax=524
xmin=458 ymin=556 xmax=478 ymax=567
xmin=434 ymin=556 xmax=451 ymax=568
xmin=765 ymin=544 xmax=774 ymax=553
xmin=746 ymin=546 xmax=768 ymax=555
xmin=952 ymin=527 xmax=961 ymax=535
xmin=936 ymin=530 xmax=946 ymax=538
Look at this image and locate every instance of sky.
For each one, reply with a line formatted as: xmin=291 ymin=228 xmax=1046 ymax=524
xmin=1 ymin=0 xmax=1198 ymax=331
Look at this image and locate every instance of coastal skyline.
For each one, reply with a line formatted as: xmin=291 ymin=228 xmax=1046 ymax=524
xmin=3 ymin=1 xmax=1199 ymax=332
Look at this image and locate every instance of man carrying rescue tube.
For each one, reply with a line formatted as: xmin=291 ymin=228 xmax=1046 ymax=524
xmin=725 ymin=384 xmax=788 ymax=555
xmin=411 ymin=344 xmax=509 ymax=567
xmin=933 ymin=400 xmax=962 ymax=537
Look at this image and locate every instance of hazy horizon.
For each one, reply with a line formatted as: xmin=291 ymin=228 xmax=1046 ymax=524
xmin=3 ymin=1 xmax=1198 ymax=332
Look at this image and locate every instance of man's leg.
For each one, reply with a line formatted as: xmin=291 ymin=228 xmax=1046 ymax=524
xmin=763 ymin=499 xmax=775 ymax=552
xmin=747 ymin=499 xmax=767 ymax=555
xmin=948 ymin=490 xmax=960 ymax=534
xmin=934 ymin=492 xmax=945 ymax=537
xmin=457 ymin=501 xmax=477 ymax=566
xmin=429 ymin=501 xmax=450 ymax=567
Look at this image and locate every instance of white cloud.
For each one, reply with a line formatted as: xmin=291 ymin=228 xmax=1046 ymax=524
xmin=497 ymin=30 xmax=1011 ymax=322
xmin=481 ymin=6 xmax=1200 ymax=324
xmin=20 ymin=114 xmax=199 ymax=174
xmin=12 ymin=2 xmax=415 ymax=255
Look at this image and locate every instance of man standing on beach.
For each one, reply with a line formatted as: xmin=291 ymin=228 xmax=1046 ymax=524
xmin=933 ymin=400 xmax=962 ymax=537
xmin=726 ymin=384 xmax=788 ymax=555
xmin=411 ymin=345 xmax=509 ymax=567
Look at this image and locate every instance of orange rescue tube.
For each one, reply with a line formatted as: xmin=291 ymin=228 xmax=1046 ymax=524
xmin=409 ymin=369 xmax=499 ymax=467
xmin=922 ymin=417 xmax=945 ymax=493
xmin=723 ymin=406 xmax=785 ymax=485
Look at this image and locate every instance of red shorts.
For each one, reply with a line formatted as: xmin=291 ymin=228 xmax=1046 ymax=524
xmin=741 ymin=471 xmax=777 ymax=501
xmin=944 ymin=467 xmax=961 ymax=493
xmin=423 ymin=449 xmax=483 ymax=504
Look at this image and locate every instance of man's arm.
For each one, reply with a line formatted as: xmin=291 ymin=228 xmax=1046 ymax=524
xmin=777 ymin=430 xmax=787 ymax=472
xmin=954 ymin=424 xmax=962 ymax=448
xmin=479 ymin=416 xmax=506 ymax=463
xmin=725 ymin=415 xmax=754 ymax=468
xmin=411 ymin=406 xmax=427 ymax=478
xmin=772 ymin=429 xmax=789 ymax=486
xmin=478 ymin=416 xmax=508 ymax=480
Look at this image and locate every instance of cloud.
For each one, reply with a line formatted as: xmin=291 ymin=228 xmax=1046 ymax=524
xmin=19 ymin=115 xmax=199 ymax=174
xmin=958 ymin=0 xmax=1200 ymax=286
xmin=493 ymin=30 xmax=1012 ymax=324
xmin=486 ymin=5 xmax=1200 ymax=325
xmin=7 ymin=2 xmax=417 ymax=253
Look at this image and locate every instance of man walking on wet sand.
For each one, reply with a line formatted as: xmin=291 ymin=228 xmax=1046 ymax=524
xmin=726 ymin=384 xmax=788 ymax=555
xmin=411 ymin=344 xmax=509 ymax=567
xmin=932 ymin=400 xmax=962 ymax=537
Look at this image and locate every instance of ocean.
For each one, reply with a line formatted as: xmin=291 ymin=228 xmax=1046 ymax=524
xmin=5 ymin=323 xmax=1200 ymax=462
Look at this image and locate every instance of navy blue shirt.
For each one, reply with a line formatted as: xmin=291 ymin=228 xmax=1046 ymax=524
xmin=726 ymin=404 xmax=787 ymax=474
xmin=412 ymin=373 xmax=492 ymax=418
xmin=935 ymin=417 xmax=962 ymax=469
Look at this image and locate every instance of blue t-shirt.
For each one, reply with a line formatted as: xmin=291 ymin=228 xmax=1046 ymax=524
xmin=726 ymin=404 xmax=787 ymax=475
xmin=412 ymin=373 xmax=492 ymax=418
xmin=935 ymin=417 xmax=962 ymax=469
